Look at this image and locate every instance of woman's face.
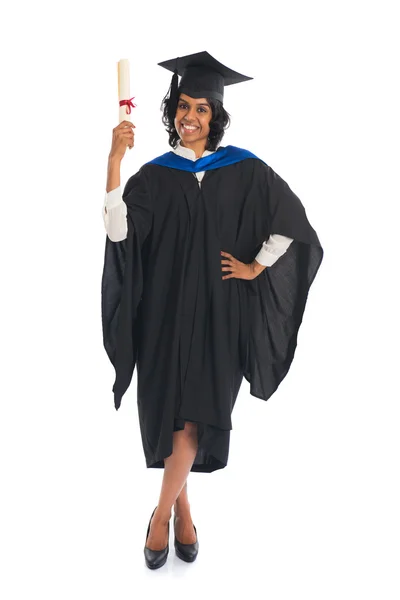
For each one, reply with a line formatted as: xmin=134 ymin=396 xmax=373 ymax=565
xmin=174 ymin=93 xmax=212 ymax=146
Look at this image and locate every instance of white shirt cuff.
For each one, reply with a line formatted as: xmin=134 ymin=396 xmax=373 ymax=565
xmin=254 ymin=234 xmax=294 ymax=266
xmin=104 ymin=186 xmax=123 ymax=209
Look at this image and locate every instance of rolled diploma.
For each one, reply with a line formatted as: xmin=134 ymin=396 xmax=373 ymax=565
xmin=118 ymin=59 xmax=131 ymax=124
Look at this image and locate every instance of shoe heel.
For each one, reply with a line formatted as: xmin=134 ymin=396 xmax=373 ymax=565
xmin=144 ymin=506 xmax=170 ymax=569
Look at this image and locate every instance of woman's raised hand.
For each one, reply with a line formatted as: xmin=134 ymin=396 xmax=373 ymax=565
xmin=109 ymin=120 xmax=136 ymax=161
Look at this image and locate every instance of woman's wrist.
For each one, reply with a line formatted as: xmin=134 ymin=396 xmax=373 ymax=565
xmin=250 ymin=259 xmax=267 ymax=278
xmin=106 ymin=155 xmax=122 ymax=193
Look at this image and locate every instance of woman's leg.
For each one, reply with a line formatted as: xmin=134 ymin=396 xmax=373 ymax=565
xmin=145 ymin=421 xmax=198 ymax=550
xmin=174 ymin=480 xmax=198 ymax=544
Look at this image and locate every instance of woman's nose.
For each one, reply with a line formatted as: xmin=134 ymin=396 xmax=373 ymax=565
xmin=186 ymin=107 xmax=197 ymax=120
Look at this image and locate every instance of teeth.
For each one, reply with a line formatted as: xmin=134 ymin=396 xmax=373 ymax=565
xmin=182 ymin=124 xmax=198 ymax=130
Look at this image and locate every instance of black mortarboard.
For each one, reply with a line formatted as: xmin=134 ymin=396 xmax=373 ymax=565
xmin=158 ymin=51 xmax=253 ymax=118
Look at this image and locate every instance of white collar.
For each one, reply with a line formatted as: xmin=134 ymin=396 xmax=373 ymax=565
xmin=172 ymin=140 xmax=215 ymax=161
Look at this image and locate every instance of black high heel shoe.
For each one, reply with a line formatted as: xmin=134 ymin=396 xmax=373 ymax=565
xmin=144 ymin=507 xmax=170 ymax=569
xmin=174 ymin=514 xmax=199 ymax=562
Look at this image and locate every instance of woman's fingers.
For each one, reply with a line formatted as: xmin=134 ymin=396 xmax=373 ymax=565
xmin=221 ymin=257 xmax=235 ymax=280
xmin=221 ymin=254 xmax=254 ymax=280
xmin=116 ymin=120 xmax=136 ymax=129
xmin=110 ymin=122 xmax=135 ymax=159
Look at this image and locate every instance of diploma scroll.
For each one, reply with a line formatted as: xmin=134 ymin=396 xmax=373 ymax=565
xmin=118 ymin=59 xmax=136 ymax=149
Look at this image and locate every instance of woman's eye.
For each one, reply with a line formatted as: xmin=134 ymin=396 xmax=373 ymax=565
xmin=178 ymin=103 xmax=207 ymax=112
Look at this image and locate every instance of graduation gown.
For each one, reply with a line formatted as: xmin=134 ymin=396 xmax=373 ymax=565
xmin=101 ymin=145 xmax=324 ymax=473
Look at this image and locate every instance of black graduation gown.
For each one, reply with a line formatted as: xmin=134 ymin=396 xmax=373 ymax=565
xmin=101 ymin=149 xmax=324 ymax=473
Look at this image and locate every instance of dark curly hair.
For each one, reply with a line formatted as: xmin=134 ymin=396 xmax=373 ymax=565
xmin=160 ymin=86 xmax=231 ymax=152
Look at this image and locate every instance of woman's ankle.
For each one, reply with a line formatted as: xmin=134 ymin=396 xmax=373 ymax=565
xmin=153 ymin=505 xmax=172 ymax=523
xmin=174 ymin=500 xmax=191 ymax=517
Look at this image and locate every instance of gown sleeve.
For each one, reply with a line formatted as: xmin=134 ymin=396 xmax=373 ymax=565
xmin=242 ymin=162 xmax=324 ymax=401
xmin=101 ymin=167 xmax=153 ymax=410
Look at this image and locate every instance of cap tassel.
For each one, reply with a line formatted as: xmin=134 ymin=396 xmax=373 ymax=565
xmin=168 ymin=68 xmax=179 ymax=123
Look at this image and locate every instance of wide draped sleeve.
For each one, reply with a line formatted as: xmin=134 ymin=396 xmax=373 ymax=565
xmin=242 ymin=162 xmax=324 ymax=400
xmin=101 ymin=167 xmax=153 ymax=410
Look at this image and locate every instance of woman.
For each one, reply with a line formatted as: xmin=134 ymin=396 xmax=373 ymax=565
xmin=101 ymin=51 xmax=324 ymax=569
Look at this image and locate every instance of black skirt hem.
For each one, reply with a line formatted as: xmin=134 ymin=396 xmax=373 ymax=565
xmin=144 ymin=416 xmax=231 ymax=473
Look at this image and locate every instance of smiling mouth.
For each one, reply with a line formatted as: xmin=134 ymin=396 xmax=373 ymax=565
xmin=181 ymin=123 xmax=199 ymax=133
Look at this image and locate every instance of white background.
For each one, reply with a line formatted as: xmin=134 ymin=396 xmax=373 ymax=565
xmin=1 ymin=0 xmax=399 ymax=598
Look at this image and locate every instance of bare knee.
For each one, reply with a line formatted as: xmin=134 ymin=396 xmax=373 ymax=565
xmin=172 ymin=421 xmax=198 ymax=446
xmin=183 ymin=421 xmax=198 ymax=438
xmin=172 ymin=421 xmax=197 ymax=441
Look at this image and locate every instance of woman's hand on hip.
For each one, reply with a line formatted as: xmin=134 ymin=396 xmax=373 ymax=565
xmin=220 ymin=251 xmax=267 ymax=280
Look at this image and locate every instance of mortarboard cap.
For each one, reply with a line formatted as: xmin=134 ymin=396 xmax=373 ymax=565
xmin=158 ymin=51 xmax=253 ymax=112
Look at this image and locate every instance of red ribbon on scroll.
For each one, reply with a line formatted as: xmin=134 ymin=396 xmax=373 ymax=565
xmin=119 ymin=97 xmax=137 ymax=114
